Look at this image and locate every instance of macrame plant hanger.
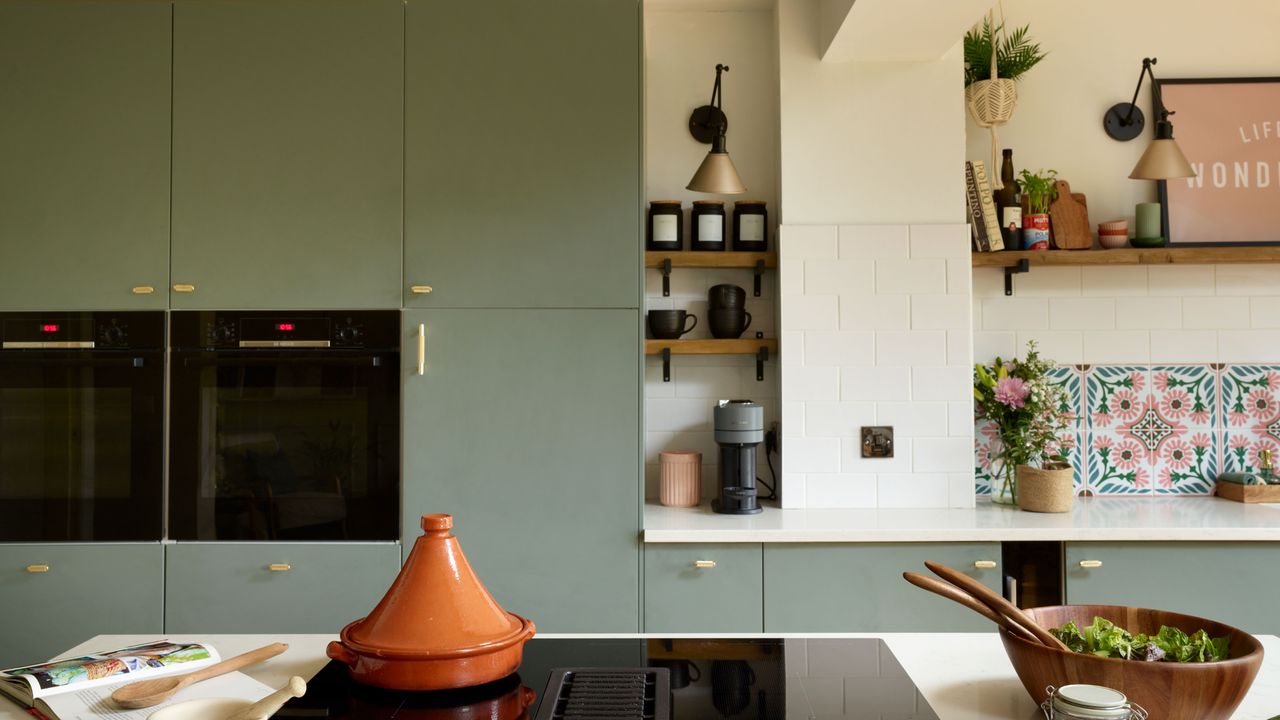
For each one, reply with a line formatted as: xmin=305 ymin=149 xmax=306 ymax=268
xmin=966 ymin=3 xmax=1017 ymax=189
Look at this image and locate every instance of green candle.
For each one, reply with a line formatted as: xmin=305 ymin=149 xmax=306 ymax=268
xmin=1136 ymin=202 xmax=1162 ymax=239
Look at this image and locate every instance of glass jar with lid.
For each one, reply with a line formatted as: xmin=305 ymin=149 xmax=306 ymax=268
xmin=690 ymin=200 xmax=726 ymax=252
xmin=647 ymin=201 xmax=683 ymax=251
xmin=732 ymin=200 xmax=768 ymax=251
xmin=1041 ymin=685 xmax=1147 ymax=720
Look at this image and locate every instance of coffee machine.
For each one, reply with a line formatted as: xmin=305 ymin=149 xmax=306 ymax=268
xmin=712 ymin=399 xmax=764 ymax=515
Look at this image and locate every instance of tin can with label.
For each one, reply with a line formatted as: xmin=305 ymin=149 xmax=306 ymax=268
xmin=1023 ymin=213 xmax=1050 ymax=250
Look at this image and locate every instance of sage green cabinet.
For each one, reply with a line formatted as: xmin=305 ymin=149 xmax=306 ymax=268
xmin=644 ymin=544 xmax=762 ymax=633
xmin=402 ymin=310 xmax=640 ymax=631
xmin=164 ymin=543 xmax=400 ymax=633
xmin=0 ymin=544 xmax=163 ymax=668
xmin=171 ymin=0 xmax=403 ymax=309
xmin=763 ymin=543 xmax=1003 ymax=632
xmin=0 ymin=1 xmax=170 ymax=310
xmin=1065 ymin=542 xmax=1280 ymax=635
xmin=404 ymin=0 xmax=640 ymax=309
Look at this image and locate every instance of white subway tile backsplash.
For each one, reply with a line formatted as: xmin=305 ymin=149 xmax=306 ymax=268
xmin=912 ymin=437 xmax=972 ymax=472
xmin=972 ymin=267 xmax=1005 ymax=298
xmin=947 ymin=330 xmax=971 ymax=368
xmin=911 ymin=366 xmax=971 ymax=401
xmin=782 ymin=294 xmax=839 ymax=331
xmin=674 ymin=365 xmax=742 ymax=399
xmin=1150 ymin=330 xmax=1218 ymax=363
xmin=1011 ymin=266 xmax=1081 ymax=297
xmin=837 ymin=224 xmax=909 ymax=259
xmin=644 ymin=431 xmax=718 ymax=464
xmin=875 ymin=402 xmax=948 ymax=437
xmin=805 ymin=474 xmax=877 ymax=507
xmin=908 ymin=224 xmax=969 ymax=259
xmin=1182 ymin=297 xmax=1251 ymax=329
xmin=782 ymin=401 xmax=805 ymax=437
xmin=1049 ymin=298 xmax=1116 ymax=330
xmin=876 ymin=259 xmax=948 ymax=295
xmin=779 ymin=253 xmax=804 ymax=295
xmin=1082 ymin=266 xmax=1148 ymax=296
xmin=973 ymin=331 xmax=1016 ymax=363
xmin=645 ymin=398 xmax=710 ymax=431
xmin=782 ymin=331 xmax=805 ymax=365
xmin=781 ymin=473 xmax=807 ymax=508
xmin=1148 ymin=265 xmax=1215 ymax=296
xmin=1081 ymin=330 xmax=1151 ymax=364
xmin=947 ymin=258 xmax=973 ymax=296
xmin=877 ymin=474 xmax=949 ymax=508
xmin=785 ymin=437 xmax=842 ymax=473
xmin=948 ymin=401 xmax=974 ymax=437
xmin=1219 ymin=330 xmax=1280 ymax=362
xmin=1116 ymin=297 xmax=1182 ymax=329
xmin=841 ymin=366 xmax=911 ymax=401
xmin=804 ymin=331 xmax=874 ymax=366
xmin=876 ymin=331 xmax=946 ymax=366
xmin=805 ymin=259 xmax=874 ymax=296
xmin=1251 ymin=297 xmax=1280 ymax=328
xmin=805 ymin=402 xmax=877 ymax=437
xmin=780 ymin=225 xmax=838 ymax=259
xmin=842 ymin=437 xmax=912 ymax=473
xmin=912 ymin=295 xmax=970 ymax=330
xmin=1216 ymin=265 xmax=1280 ymax=296
xmin=645 ymin=360 xmax=675 ymax=398
xmin=949 ymin=473 xmax=977 ymax=508
xmin=783 ymin=365 xmax=840 ymax=402
xmin=1015 ymin=331 xmax=1083 ymax=364
xmin=980 ymin=297 xmax=1049 ymax=330
xmin=840 ymin=294 xmax=911 ymax=331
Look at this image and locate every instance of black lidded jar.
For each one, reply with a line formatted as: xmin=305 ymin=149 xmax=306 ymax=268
xmin=647 ymin=200 xmax=683 ymax=251
xmin=690 ymin=200 xmax=726 ymax=252
xmin=732 ymin=200 xmax=768 ymax=251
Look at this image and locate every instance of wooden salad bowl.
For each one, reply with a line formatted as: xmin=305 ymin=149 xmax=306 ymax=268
xmin=1000 ymin=605 xmax=1263 ymax=720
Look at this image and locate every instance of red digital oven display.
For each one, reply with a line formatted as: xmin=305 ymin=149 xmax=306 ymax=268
xmin=276 ymin=323 xmax=295 ymax=332
xmin=40 ymin=324 xmax=59 ymax=333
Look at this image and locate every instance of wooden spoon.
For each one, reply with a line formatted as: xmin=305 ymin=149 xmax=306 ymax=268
xmin=112 ymin=643 xmax=289 ymax=709
xmin=902 ymin=571 xmax=1039 ymax=643
xmin=224 ymin=676 xmax=306 ymax=720
xmin=924 ymin=561 xmax=1071 ymax=651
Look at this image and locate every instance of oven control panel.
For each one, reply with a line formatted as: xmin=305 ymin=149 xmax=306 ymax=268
xmin=173 ymin=311 xmax=399 ymax=351
xmin=0 ymin=312 xmax=164 ymax=350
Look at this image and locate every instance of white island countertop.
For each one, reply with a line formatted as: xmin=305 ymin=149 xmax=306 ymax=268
xmin=644 ymin=496 xmax=1280 ymax=543
xmin=17 ymin=633 xmax=1280 ymax=720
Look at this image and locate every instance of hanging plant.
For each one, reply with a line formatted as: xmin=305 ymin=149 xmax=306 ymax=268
xmin=964 ymin=12 xmax=1047 ymax=189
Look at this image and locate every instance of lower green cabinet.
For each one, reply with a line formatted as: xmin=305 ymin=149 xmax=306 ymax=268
xmin=0 ymin=544 xmax=163 ymax=668
xmin=164 ymin=543 xmax=400 ymax=634
xmin=763 ymin=543 xmax=1002 ymax=632
xmin=1065 ymin=542 xmax=1280 ymax=635
xmin=644 ymin=544 xmax=763 ymax=632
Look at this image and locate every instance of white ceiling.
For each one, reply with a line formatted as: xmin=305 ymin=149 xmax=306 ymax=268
xmin=823 ymin=0 xmax=992 ymax=62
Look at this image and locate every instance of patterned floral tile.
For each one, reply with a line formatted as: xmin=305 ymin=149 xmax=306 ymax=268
xmin=1221 ymin=365 xmax=1280 ymax=474
xmin=974 ymin=365 xmax=1084 ymax=497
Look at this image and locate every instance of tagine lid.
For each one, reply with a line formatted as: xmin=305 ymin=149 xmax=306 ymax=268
xmin=340 ymin=514 xmax=532 ymax=658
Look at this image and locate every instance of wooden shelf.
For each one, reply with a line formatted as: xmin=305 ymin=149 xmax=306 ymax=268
xmin=644 ymin=251 xmax=777 ymax=269
xmin=644 ymin=338 xmax=778 ymax=356
xmin=971 ymin=246 xmax=1280 ymax=268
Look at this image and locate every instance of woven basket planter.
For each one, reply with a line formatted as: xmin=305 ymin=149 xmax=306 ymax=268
xmin=1016 ymin=463 xmax=1074 ymax=513
xmin=965 ymin=77 xmax=1018 ymax=128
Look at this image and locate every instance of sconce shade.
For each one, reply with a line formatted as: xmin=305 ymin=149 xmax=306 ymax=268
xmin=687 ymin=150 xmax=746 ymax=194
xmin=1129 ymin=126 xmax=1196 ymax=180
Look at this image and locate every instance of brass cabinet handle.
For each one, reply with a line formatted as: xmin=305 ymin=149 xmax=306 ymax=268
xmin=25 ymin=564 xmax=49 ymax=573
xmin=132 ymin=286 xmax=155 ymax=295
xmin=267 ymin=563 xmax=292 ymax=572
xmin=1079 ymin=560 xmax=1103 ymax=569
xmin=172 ymin=284 xmax=196 ymax=293
xmin=973 ymin=560 xmax=997 ymax=569
xmin=417 ymin=323 xmax=426 ymax=376
xmin=410 ymin=285 xmax=433 ymax=294
xmin=693 ymin=560 xmax=716 ymax=569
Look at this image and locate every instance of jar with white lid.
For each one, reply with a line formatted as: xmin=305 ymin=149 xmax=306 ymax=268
xmin=1041 ymin=685 xmax=1147 ymax=720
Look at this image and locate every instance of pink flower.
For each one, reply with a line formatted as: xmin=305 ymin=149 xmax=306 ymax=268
xmin=994 ymin=377 xmax=1031 ymax=409
xmin=1157 ymin=467 xmax=1174 ymax=489
xmin=1247 ymin=389 xmax=1277 ymax=421
xmin=1229 ymin=411 xmax=1250 ymax=427
xmin=979 ymin=421 xmax=1000 ymax=440
xmin=1092 ymin=410 xmax=1114 ymax=427
xmin=975 ymin=443 xmax=993 ymax=471
xmin=1153 ymin=371 xmax=1171 ymax=392
xmin=1230 ymin=435 xmax=1251 ymax=450
xmin=1133 ymin=467 xmax=1151 ymax=489
xmin=1158 ymin=389 xmax=1192 ymax=421
xmin=1160 ymin=438 xmax=1194 ymax=471
xmin=1190 ymin=408 xmax=1210 ymax=425
xmin=1265 ymin=372 xmax=1280 ymax=390
xmin=1111 ymin=389 xmax=1143 ymax=423
xmin=1130 ymin=372 xmax=1146 ymax=393
xmin=1114 ymin=439 xmax=1146 ymax=471
xmin=1189 ymin=432 xmax=1213 ymax=450
xmin=1094 ymin=435 xmax=1114 ymax=450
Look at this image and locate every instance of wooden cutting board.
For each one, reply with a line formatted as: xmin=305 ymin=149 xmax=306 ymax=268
xmin=1049 ymin=180 xmax=1091 ymax=250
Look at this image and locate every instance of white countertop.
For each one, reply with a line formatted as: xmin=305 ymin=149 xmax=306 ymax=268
xmin=644 ymin=496 xmax=1280 ymax=543
xmin=14 ymin=633 xmax=1280 ymax=720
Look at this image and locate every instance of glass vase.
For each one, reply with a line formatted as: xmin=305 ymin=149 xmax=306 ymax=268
xmin=991 ymin=458 xmax=1018 ymax=506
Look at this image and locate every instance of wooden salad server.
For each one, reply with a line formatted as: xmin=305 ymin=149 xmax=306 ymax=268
xmin=112 ymin=643 xmax=289 ymax=709
xmin=924 ymin=561 xmax=1071 ymax=652
xmin=902 ymin=571 xmax=1039 ymax=643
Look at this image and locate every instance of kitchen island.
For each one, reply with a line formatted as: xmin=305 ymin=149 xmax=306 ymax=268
xmin=11 ymin=633 xmax=1279 ymax=720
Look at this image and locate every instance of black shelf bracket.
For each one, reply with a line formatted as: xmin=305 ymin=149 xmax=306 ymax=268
xmin=753 ymin=259 xmax=765 ymax=296
xmin=661 ymin=347 xmax=671 ymax=382
xmin=756 ymin=346 xmax=769 ymax=381
xmin=661 ymin=258 xmax=673 ymax=297
xmin=1004 ymin=258 xmax=1030 ymax=296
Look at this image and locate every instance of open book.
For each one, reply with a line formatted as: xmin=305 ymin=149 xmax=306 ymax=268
xmin=0 ymin=640 xmax=267 ymax=719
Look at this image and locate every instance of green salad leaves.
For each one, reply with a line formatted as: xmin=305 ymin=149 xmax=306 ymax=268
xmin=1049 ymin=617 xmax=1229 ymax=663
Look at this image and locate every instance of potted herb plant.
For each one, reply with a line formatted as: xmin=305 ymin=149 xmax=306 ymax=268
xmin=973 ymin=341 xmax=1074 ymax=510
xmin=1017 ymin=168 xmax=1058 ymax=250
xmin=964 ymin=16 xmax=1047 ymax=185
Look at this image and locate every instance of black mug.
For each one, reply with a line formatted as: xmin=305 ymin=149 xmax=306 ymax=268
xmin=650 ymin=659 xmax=701 ymax=690
xmin=710 ymin=660 xmax=756 ymax=718
xmin=708 ymin=308 xmax=751 ymax=339
xmin=708 ymin=284 xmax=746 ymax=309
xmin=648 ymin=310 xmax=697 ymax=339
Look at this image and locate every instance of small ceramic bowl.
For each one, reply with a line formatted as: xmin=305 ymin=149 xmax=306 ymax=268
xmin=1099 ymin=235 xmax=1129 ymax=249
xmin=1098 ymin=219 xmax=1129 ymax=233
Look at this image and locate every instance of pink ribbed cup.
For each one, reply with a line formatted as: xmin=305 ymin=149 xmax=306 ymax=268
xmin=659 ymin=451 xmax=701 ymax=507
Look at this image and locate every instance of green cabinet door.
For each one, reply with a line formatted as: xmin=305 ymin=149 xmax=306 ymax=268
xmin=402 ymin=310 xmax=640 ymax=631
xmin=164 ymin=543 xmax=400 ymax=634
xmin=644 ymin=544 xmax=763 ymax=633
xmin=0 ymin=544 xmax=163 ymax=668
xmin=404 ymin=0 xmax=641 ymax=309
xmin=764 ymin=543 xmax=1003 ymax=632
xmin=1065 ymin=542 xmax=1280 ymax=635
xmin=171 ymin=0 xmax=402 ymax=310
xmin=0 ymin=1 xmax=170 ymax=310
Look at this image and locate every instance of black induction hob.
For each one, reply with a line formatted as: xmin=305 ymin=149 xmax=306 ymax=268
xmin=277 ymin=638 xmax=938 ymax=720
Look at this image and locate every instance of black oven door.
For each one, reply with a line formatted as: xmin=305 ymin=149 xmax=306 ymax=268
xmin=169 ymin=349 xmax=399 ymax=541
xmin=0 ymin=351 xmax=165 ymax=541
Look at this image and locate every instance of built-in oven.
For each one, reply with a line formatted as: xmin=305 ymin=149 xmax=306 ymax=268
xmin=169 ymin=311 xmax=400 ymax=541
xmin=0 ymin=312 xmax=166 ymax=542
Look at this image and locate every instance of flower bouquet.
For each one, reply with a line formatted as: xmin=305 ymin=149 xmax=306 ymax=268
xmin=974 ymin=342 xmax=1073 ymax=505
